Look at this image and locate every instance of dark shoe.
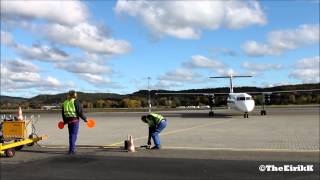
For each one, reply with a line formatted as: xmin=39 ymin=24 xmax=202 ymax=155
xmin=151 ymin=146 xmax=161 ymax=150
xmin=68 ymin=151 xmax=76 ymax=155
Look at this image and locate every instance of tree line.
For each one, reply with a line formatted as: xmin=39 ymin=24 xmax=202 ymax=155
xmin=1 ymin=83 xmax=319 ymax=109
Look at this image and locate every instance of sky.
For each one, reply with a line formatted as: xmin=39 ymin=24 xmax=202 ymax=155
xmin=0 ymin=0 xmax=319 ymax=98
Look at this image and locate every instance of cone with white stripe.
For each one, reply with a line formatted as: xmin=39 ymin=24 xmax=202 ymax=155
xmin=17 ymin=106 xmax=23 ymax=120
xmin=128 ymin=135 xmax=135 ymax=152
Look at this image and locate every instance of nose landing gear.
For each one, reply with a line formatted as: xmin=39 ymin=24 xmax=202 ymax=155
xmin=243 ymin=112 xmax=249 ymax=118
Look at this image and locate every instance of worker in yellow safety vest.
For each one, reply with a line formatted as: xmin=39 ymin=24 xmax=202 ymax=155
xmin=141 ymin=113 xmax=167 ymax=150
xmin=62 ymin=90 xmax=87 ymax=155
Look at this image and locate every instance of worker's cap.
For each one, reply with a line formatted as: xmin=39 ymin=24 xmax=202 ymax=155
xmin=68 ymin=90 xmax=77 ymax=97
xmin=141 ymin=115 xmax=147 ymax=123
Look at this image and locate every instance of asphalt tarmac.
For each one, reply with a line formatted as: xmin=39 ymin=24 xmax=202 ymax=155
xmin=1 ymin=146 xmax=319 ymax=180
xmin=1 ymin=106 xmax=319 ymax=179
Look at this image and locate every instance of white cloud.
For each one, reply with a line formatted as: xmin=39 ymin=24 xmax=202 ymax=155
xmin=4 ymin=59 xmax=39 ymax=72
xmin=79 ymin=74 xmax=112 ymax=84
xmin=159 ymin=68 xmax=200 ymax=82
xmin=44 ymin=76 xmax=62 ymax=87
xmin=1 ymin=1 xmax=130 ymax=92
xmin=115 ymin=0 xmax=266 ymax=39
xmin=154 ymin=68 xmax=202 ymax=89
xmin=289 ymin=56 xmax=320 ymax=83
xmin=56 ymin=60 xmax=112 ymax=75
xmin=294 ymin=56 xmax=320 ymax=69
xmin=55 ymin=58 xmax=117 ymax=86
xmin=1 ymin=31 xmax=68 ymax=62
xmin=1 ymin=61 xmax=66 ymax=92
xmin=216 ymin=68 xmax=239 ymax=76
xmin=224 ymin=1 xmax=266 ymax=29
xmin=2 ymin=1 xmax=131 ymax=55
xmin=10 ymin=72 xmax=41 ymax=83
xmin=1 ymin=0 xmax=88 ymax=26
xmin=154 ymin=55 xmax=240 ymax=89
xmin=184 ymin=55 xmax=226 ymax=69
xmin=15 ymin=44 xmax=68 ymax=62
xmin=1 ymin=31 xmax=15 ymax=46
xmin=242 ymin=61 xmax=283 ymax=71
xmin=209 ymin=48 xmax=237 ymax=57
xmin=42 ymin=23 xmax=131 ymax=55
xmin=243 ymin=24 xmax=320 ymax=56
xmin=1 ymin=60 xmax=40 ymax=83
xmin=183 ymin=55 xmax=238 ymax=76
xmin=154 ymin=80 xmax=184 ymax=90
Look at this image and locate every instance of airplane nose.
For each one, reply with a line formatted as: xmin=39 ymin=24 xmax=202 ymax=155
xmin=247 ymin=100 xmax=255 ymax=112
xmin=242 ymin=100 xmax=254 ymax=112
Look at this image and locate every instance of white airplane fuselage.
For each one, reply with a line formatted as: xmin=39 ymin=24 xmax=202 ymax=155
xmin=227 ymin=93 xmax=255 ymax=113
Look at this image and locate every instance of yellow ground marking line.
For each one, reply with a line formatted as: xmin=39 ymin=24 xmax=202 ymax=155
xmin=40 ymin=145 xmax=120 ymax=149
xmin=163 ymin=146 xmax=320 ymax=153
xmin=40 ymin=145 xmax=319 ymax=153
xmin=107 ymin=119 xmax=232 ymax=146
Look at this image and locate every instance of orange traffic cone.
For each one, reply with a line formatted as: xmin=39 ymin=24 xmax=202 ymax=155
xmin=127 ymin=135 xmax=135 ymax=152
xmin=17 ymin=106 xmax=23 ymax=120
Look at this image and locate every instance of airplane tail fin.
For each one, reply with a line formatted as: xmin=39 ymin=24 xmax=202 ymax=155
xmin=210 ymin=75 xmax=252 ymax=93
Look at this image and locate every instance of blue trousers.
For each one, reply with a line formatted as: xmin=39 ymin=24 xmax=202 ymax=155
xmin=68 ymin=121 xmax=79 ymax=153
xmin=151 ymin=120 xmax=167 ymax=148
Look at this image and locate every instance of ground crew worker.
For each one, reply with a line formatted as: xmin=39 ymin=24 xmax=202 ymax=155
xmin=141 ymin=113 xmax=167 ymax=150
xmin=62 ymin=90 xmax=87 ymax=155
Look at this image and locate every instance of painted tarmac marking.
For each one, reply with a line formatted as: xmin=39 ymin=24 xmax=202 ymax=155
xmin=107 ymin=119 xmax=232 ymax=146
xmin=40 ymin=145 xmax=319 ymax=153
xmin=163 ymin=146 xmax=320 ymax=153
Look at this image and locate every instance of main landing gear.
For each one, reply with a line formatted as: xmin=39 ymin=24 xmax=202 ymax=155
xmin=208 ymin=96 xmax=215 ymax=117
xmin=243 ymin=112 xmax=249 ymax=118
xmin=260 ymin=93 xmax=270 ymax=116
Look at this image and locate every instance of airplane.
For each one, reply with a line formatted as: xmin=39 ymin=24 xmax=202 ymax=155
xmin=156 ymin=75 xmax=320 ymax=118
xmin=42 ymin=105 xmax=60 ymax=110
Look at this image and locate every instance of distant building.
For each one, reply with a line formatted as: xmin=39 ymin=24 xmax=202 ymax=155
xmin=42 ymin=105 xmax=60 ymax=110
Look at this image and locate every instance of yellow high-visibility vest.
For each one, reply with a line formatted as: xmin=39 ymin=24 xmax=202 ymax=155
xmin=63 ymin=98 xmax=77 ymax=118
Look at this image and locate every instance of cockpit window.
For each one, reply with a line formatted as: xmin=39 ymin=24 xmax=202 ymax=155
xmin=246 ymin=97 xmax=251 ymax=100
xmin=228 ymin=95 xmax=236 ymax=100
xmin=237 ymin=97 xmax=245 ymax=101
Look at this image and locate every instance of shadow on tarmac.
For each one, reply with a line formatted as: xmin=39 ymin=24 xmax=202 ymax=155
xmin=2 ymin=154 xmax=319 ymax=180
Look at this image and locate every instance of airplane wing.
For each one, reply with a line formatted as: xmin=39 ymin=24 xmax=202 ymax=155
xmin=155 ymin=92 xmax=229 ymax=96
xmin=156 ymin=89 xmax=320 ymax=96
xmin=246 ymin=89 xmax=320 ymax=95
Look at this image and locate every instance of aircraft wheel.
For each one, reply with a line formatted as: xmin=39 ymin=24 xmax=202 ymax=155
xmin=260 ymin=110 xmax=266 ymax=116
xmin=209 ymin=112 xmax=214 ymax=116
xmin=27 ymin=134 xmax=35 ymax=146
xmin=5 ymin=148 xmax=15 ymax=158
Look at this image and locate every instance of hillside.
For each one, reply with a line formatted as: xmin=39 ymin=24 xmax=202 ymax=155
xmin=1 ymin=83 xmax=319 ymax=109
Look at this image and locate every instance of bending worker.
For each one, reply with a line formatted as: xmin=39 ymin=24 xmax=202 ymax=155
xmin=62 ymin=90 xmax=87 ymax=155
xmin=141 ymin=113 xmax=167 ymax=150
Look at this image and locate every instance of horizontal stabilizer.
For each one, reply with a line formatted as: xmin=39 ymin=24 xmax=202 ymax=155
xmin=209 ymin=75 xmax=252 ymax=93
xmin=210 ymin=75 xmax=252 ymax=78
